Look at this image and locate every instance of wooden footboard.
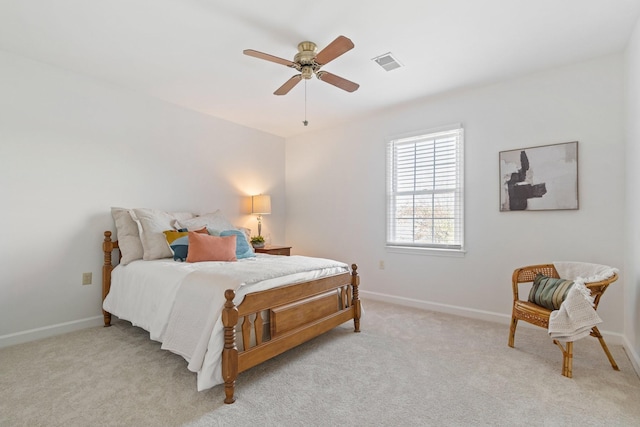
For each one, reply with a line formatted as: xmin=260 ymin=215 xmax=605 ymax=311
xmin=221 ymin=265 xmax=361 ymax=404
xmin=102 ymin=231 xmax=361 ymax=404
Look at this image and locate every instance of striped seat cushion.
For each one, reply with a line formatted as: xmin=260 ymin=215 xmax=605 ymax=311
xmin=528 ymin=274 xmax=574 ymax=310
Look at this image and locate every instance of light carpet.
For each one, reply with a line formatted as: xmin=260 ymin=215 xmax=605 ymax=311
xmin=1 ymin=299 xmax=639 ymax=426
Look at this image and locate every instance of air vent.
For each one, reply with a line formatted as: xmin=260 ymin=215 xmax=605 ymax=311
xmin=372 ymin=52 xmax=403 ymax=71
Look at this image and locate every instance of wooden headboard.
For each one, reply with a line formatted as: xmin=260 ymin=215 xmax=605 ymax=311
xmin=102 ymin=231 xmax=120 ymax=326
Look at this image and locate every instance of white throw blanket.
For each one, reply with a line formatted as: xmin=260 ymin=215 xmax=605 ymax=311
xmin=548 ymin=262 xmax=618 ymax=342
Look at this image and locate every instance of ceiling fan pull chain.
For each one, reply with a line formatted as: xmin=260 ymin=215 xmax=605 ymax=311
xmin=303 ymin=79 xmax=309 ymax=126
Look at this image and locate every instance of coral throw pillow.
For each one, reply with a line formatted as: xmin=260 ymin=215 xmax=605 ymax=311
xmin=186 ymin=232 xmax=237 ymax=262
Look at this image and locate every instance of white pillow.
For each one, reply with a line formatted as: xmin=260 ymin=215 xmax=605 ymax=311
xmin=111 ymin=207 xmax=144 ymax=265
xmin=132 ymin=208 xmax=196 ymax=260
xmin=176 ymin=210 xmax=235 ymax=231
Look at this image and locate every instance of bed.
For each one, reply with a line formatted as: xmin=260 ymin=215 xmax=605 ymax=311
xmin=101 ymin=230 xmax=361 ymax=404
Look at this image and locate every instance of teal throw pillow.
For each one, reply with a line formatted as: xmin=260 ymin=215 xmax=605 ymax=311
xmin=220 ymin=229 xmax=255 ymax=259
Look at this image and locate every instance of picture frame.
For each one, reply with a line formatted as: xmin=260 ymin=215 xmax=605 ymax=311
xmin=499 ymin=141 xmax=578 ymax=211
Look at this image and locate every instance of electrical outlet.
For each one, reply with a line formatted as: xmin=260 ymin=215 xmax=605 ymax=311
xmin=82 ymin=272 xmax=92 ymax=285
xmin=379 ymin=260 xmax=385 ymax=270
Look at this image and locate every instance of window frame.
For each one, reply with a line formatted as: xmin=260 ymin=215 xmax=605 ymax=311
xmin=385 ymin=124 xmax=465 ymax=254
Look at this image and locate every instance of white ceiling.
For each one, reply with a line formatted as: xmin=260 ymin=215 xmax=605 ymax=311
xmin=1 ymin=0 xmax=639 ymax=138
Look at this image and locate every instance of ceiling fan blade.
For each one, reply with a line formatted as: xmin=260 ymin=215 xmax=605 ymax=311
xmin=243 ymin=49 xmax=297 ymax=68
xmin=274 ymin=74 xmax=302 ymax=95
xmin=314 ymin=36 xmax=354 ymax=66
xmin=316 ymin=71 xmax=359 ymax=93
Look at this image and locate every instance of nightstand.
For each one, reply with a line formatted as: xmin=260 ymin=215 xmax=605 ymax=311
xmin=254 ymin=245 xmax=291 ymax=256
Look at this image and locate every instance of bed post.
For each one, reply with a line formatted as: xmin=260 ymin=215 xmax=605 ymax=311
xmin=102 ymin=231 xmax=114 ymax=327
xmin=351 ymin=264 xmax=361 ymax=333
xmin=222 ymin=289 xmax=239 ymax=404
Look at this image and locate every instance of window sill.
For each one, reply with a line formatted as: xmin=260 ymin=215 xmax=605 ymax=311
xmin=385 ymin=245 xmax=466 ymax=257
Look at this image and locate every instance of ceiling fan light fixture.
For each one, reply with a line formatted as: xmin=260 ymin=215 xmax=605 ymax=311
xmin=301 ymin=65 xmax=314 ymax=79
xmin=372 ymin=52 xmax=403 ymax=72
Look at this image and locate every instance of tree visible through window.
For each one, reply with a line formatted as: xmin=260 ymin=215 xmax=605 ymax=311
xmin=386 ymin=125 xmax=464 ymax=250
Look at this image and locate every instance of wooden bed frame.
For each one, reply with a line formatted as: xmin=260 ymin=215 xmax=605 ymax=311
xmin=102 ymin=231 xmax=361 ymax=404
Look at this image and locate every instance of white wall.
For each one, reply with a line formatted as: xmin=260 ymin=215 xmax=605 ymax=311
xmin=286 ymin=54 xmax=626 ymax=335
xmin=0 ymin=50 xmax=285 ymax=345
xmin=1 ymin=42 xmax=632 ymax=355
xmin=625 ymin=17 xmax=640 ymax=370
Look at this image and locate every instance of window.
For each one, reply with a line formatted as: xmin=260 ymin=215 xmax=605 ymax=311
xmin=386 ymin=124 xmax=464 ymax=251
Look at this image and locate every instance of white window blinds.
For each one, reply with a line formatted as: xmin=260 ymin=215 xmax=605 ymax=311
xmin=386 ymin=125 xmax=464 ymax=250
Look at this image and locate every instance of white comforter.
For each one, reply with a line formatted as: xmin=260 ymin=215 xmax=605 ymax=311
xmin=103 ymin=254 xmax=348 ymax=390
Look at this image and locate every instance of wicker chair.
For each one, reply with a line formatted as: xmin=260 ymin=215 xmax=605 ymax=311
xmin=508 ymin=264 xmax=619 ymax=378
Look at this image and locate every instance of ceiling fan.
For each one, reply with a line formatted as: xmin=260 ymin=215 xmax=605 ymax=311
xmin=243 ymin=35 xmax=360 ymax=95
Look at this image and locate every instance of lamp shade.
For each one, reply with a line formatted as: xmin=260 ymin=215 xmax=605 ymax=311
xmin=251 ymin=195 xmax=271 ymax=215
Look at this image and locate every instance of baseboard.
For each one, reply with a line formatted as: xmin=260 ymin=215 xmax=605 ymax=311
xmin=0 ymin=316 xmax=104 ymax=349
xmin=622 ymin=335 xmax=640 ymax=378
xmin=360 ymin=290 xmax=626 ymax=346
xmin=361 ymin=289 xmax=512 ymax=324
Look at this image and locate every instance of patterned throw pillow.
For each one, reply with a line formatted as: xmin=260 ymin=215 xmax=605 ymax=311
xmin=528 ymin=274 xmax=574 ymax=310
xmin=169 ymin=236 xmax=190 ymax=262
xmin=164 ymin=227 xmax=207 ymax=261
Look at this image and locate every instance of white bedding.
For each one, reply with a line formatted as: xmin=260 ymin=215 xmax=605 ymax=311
xmin=103 ymin=254 xmax=348 ymax=390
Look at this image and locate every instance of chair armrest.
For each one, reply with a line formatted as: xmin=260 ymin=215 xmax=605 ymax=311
xmin=585 ymin=272 xmax=618 ymax=308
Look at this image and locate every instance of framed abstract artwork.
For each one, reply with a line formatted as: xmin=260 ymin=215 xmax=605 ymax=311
xmin=499 ymin=141 xmax=578 ymax=211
